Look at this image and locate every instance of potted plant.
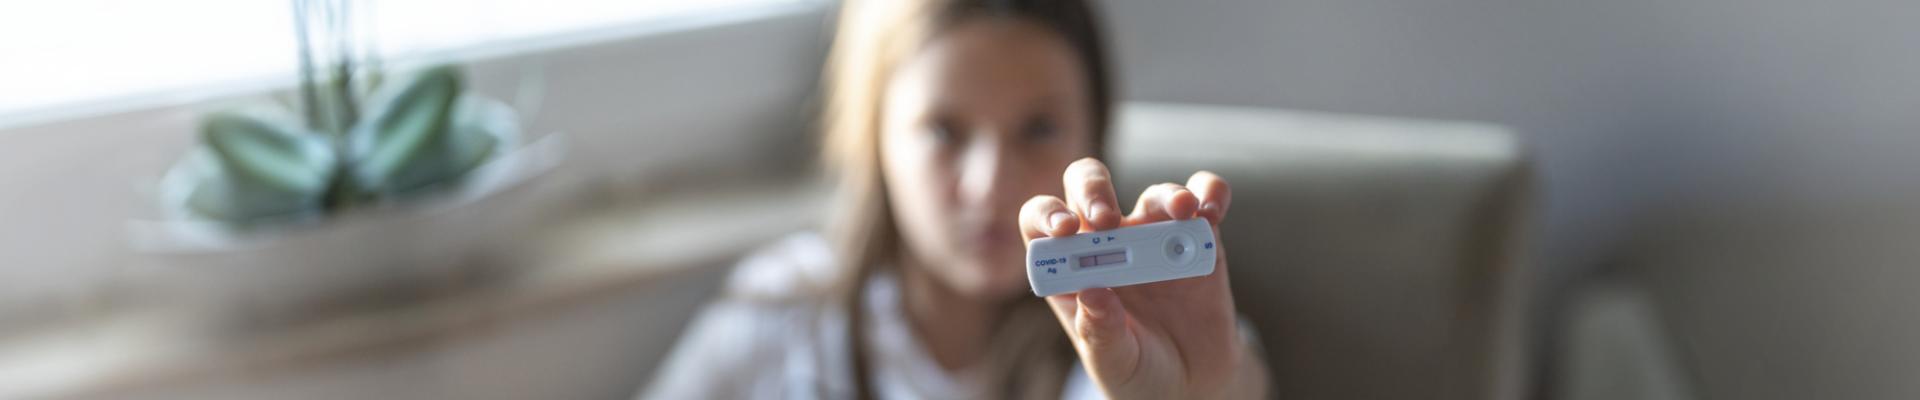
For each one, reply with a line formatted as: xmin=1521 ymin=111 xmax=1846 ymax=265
xmin=133 ymin=0 xmax=563 ymax=325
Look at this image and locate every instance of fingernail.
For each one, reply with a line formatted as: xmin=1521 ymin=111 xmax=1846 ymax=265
xmin=1049 ymin=211 xmax=1073 ymax=231
xmin=1090 ymin=201 xmax=1114 ymax=222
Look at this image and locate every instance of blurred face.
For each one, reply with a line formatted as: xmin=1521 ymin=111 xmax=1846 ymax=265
xmin=879 ymin=17 xmax=1097 ymax=300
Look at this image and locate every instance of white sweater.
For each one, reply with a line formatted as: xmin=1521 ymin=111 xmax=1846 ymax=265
xmin=638 ymin=233 xmax=1102 ymax=400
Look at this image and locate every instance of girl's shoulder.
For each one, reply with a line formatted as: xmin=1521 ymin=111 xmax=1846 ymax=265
xmin=719 ymin=232 xmax=844 ymax=303
xmin=638 ymin=232 xmax=857 ymax=399
xmin=681 ymin=230 xmax=854 ymax=356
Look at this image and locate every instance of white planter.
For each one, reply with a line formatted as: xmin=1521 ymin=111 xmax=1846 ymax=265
xmin=127 ymin=97 xmax=566 ymax=326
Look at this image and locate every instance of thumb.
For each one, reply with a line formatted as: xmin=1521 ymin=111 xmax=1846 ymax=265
xmin=1072 ymin=288 xmax=1141 ymax=384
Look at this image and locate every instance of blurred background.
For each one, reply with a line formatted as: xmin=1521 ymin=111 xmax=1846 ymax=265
xmin=2 ymin=0 xmax=1917 ymax=399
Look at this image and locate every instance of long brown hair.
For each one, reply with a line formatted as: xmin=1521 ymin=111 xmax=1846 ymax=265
xmin=818 ymin=0 xmax=1114 ymax=398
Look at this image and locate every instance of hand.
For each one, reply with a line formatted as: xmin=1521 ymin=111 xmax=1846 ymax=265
xmin=1019 ymin=158 xmax=1269 ymax=399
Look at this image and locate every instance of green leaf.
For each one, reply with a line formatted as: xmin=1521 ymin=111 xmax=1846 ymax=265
xmin=371 ymin=95 xmax=505 ymax=195
xmin=201 ymin=108 xmax=335 ymax=196
xmin=181 ymin=142 xmax=331 ymax=225
xmin=185 ymin=166 xmax=324 ymax=223
xmin=443 ymin=95 xmax=502 ymax=178
xmin=348 ymin=64 xmax=464 ymax=193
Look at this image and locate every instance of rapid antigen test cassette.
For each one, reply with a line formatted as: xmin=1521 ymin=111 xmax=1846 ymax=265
xmin=1027 ymin=218 xmax=1217 ymax=297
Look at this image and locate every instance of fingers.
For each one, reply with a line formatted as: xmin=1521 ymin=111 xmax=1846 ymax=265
xmin=1044 ymin=289 xmax=1141 ymax=386
xmin=1020 ymin=195 xmax=1080 ymax=243
xmin=1069 ymin=288 xmax=1142 ymax=384
xmin=1044 ymin=293 xmax=1080 ymax=336
xmin=1186 ymin=171 xmax=1232 ymax=226
xmin=1125 ymin=182 xmax=1200 ymax=226
xmin=1063 ymin=158 xmax=1123 ymax=232
xmin=1186 ymin=171 xmax=1234 ymax=279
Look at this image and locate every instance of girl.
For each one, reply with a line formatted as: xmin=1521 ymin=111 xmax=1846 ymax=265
xmin=644 ymin=0 xmax=1269 ymax=398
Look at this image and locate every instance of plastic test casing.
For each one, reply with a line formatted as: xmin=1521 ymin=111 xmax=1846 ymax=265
xmin=1026 ymin=218 xmax=1218 ymax=297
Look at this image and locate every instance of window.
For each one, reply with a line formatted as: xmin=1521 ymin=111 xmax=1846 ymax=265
xmin=0 ymin=0 xmax=809 ymax=125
